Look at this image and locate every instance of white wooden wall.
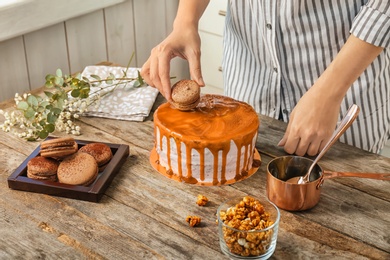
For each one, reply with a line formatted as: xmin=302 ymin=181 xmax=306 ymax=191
xmin=0 ymin=0 xmax=189 ymax=102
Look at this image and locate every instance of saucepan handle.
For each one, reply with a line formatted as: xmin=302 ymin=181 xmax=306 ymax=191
xmin=322 ymin=170 xmax=390 ymax=181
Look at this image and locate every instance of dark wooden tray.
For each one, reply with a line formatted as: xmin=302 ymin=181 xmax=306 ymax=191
xmin=7 ymin=137 xmax=130 ymax=202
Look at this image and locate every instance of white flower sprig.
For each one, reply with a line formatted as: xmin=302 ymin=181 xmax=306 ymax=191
xmin=0 ymin=60 xmax=146 ymax=141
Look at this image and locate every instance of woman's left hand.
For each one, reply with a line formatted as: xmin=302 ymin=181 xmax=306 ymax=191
xmin=278 ymin=85 xmax=341 ymax=156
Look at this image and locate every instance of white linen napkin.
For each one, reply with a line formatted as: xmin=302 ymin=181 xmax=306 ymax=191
xmin=80 ymin=65 xmax=159 ymax=121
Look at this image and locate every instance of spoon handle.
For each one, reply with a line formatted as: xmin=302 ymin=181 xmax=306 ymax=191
xmin=323 ymin=170 xmax=390 ymax=181
xmin=301 ymin=104 xmax=360 ymax=183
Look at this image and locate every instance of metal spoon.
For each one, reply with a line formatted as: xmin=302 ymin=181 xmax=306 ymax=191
xmin=287 ymin=104 xmax=360 ymax=184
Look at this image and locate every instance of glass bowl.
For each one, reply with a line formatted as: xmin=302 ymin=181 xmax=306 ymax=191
xmin=217 ymin=196 xmax=280 ymax=259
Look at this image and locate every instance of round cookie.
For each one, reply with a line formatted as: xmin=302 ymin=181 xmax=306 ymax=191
xmin=79 ymin=143 xmax=113 ymax=172
xmin=40 ymin=137 xmax=78 ymax=158
xmin=171 ymin=80 xmax=201 ymax=111
xmin=27 ymin=156 xmax=59 ymax=181
xmin=57 ymin=152 xmax=98 ymax=186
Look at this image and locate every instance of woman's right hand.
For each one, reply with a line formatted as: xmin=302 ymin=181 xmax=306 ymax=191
xmin=141 ymin=24 xmax=205 ymax=102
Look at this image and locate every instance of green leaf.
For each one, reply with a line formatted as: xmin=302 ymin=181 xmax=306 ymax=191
xmin=27 ymin=95 xmax=38 ymax=107
xmin=133 ymin=81 xmax=141 ymax=88
xmin=71 ymin=78 xmax=81 ymax=86
xmin=81 ymin=84 xmax=90 ymax=91
xmin=38 ymin=130 xmax=49 ymax=139
xmin=17 ymin=101 xmax=29 ymax=110
xmin=58 ymin=77 xmax=64 ymax=86
xmin=44 ymin=124 xmax=55 ymax=133
xmin=24 ymin=107 xmax=35 ymax=118
xmin=108 ymin=73 xmax=115 ymax=80
xmin=45 ymin=81 xmax=54 ymax=88
xmin=45 ymin=74 xmax=55 ymax=81
xmin=80 ymin=89 xmax=89 ymax=98
xmin=51 ymin=107 xmax=62 ymax=115
xmin=36 ymin=106 xmax=45 ymax=113
xmin=54 ymin=76 xmax=62 ymax=85
xmin=91 ymin=74 xmax=101 ymax=81
xmin=137 ymin=70 xmax=144 ymax=85
xmin=44 ymin=91 xmax=53 ymax=98
xmin=71 ymin=89 xmax=80 ymax=97
xmin=47 ymin=112 xmax=58 ymax=124
xmin=56 ymin=98 xmax=64 ymax=110
xmin=41 ymin=101 xmax=49 ymax=108
xmin=56 ymin=69 xmax=63 ymax=77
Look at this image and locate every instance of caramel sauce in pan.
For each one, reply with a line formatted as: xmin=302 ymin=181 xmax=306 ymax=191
xmin=153 ymin=94 xmax=259 ymax=185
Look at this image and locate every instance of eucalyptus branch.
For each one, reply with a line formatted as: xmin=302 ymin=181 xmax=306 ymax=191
xmin=0 ymin=66 xmax=146 ymax=141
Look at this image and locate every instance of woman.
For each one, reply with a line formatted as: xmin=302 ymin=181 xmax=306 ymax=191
xmin=141 ymin=0 xmax=389 ymax=156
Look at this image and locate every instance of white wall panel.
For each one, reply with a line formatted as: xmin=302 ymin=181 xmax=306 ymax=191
xmin=0 ymin=0 xmax=126 ymax=41
xmin=66 ymin=11 xmax=108 ymax=73
xmin=0 ymin=37 xmax=29 ymax=101
xmin=105 ymin=0 xmax=137 ymax=67
xmin=24 ymin=23 xmax=69 ymax=89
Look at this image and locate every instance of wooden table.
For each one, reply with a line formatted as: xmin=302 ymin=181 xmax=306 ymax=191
xmin=0 ymin=92 xmax=389 ymax=259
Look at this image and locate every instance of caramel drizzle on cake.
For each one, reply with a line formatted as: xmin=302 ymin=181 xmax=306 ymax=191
xmin=153 ymin=94 xmax=259 ymax=186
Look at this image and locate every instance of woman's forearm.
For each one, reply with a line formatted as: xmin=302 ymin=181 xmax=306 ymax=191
xmin=173 ymin=0 xmax=210 ymax=29
xmin=317 ymin=34 xmax=384 ymax=103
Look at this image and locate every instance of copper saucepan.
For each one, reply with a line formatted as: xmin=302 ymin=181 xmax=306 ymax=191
xmin=266 ymin=156 xmax=390 ymax=211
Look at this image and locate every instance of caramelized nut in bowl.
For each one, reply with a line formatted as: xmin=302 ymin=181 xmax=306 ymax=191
xmin=217 ymin=196 xmax=280 ymax=260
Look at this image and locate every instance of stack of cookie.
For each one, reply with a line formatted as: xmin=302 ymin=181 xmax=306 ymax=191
xmin=27 ymin=137 xmax=113 ymax=186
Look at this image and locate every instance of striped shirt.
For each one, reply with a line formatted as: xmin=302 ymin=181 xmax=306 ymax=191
xmin=222 ymin=0 xmax=390 ymax=153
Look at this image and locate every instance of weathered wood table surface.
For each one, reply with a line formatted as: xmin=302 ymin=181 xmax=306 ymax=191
xmin=0 ymin=90 xmax=389 ymax=259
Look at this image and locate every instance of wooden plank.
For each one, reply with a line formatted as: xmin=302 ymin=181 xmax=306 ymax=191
xmin=0 ymin=145 xmax=82 ymax=259
xmin=0 ymin=189 xmax=162 ymax=259
xmin=104 ymin=0 xmax=137 ymax=67
xmin=66 ymin=11 xmax=108 ymax=73
xmin=0 ymin=37 xmax=29 ymax=101
xmin=0 ymin=0 xmax=126 ymax=41
xmin=24 ymin=23 xmax=70 ymax=89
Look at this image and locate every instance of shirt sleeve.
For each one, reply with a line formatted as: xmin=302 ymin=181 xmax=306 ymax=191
xmin=350 ymin=1 xmax=390 ymax=47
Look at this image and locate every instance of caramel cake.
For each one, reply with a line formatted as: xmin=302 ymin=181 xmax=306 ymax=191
xmin=150 ymin=94 xmax=261 ymax=186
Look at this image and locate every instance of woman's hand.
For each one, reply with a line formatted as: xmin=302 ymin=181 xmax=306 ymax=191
xmin=141 ymin=0 xmax=209 ymax=101
xmin=141 ymin=26 xmax=204 ymax=101
xmin=278 ymin=85 xmax=340 ymax=156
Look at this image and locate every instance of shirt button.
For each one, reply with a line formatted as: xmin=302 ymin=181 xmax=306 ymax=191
xmin=273 ymin=67 xmax=278 ymax=73
xmin=283 ymin=109 xmax=288 ymax=114
xmin=266 ymin=24 xmax=272 ymax=30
